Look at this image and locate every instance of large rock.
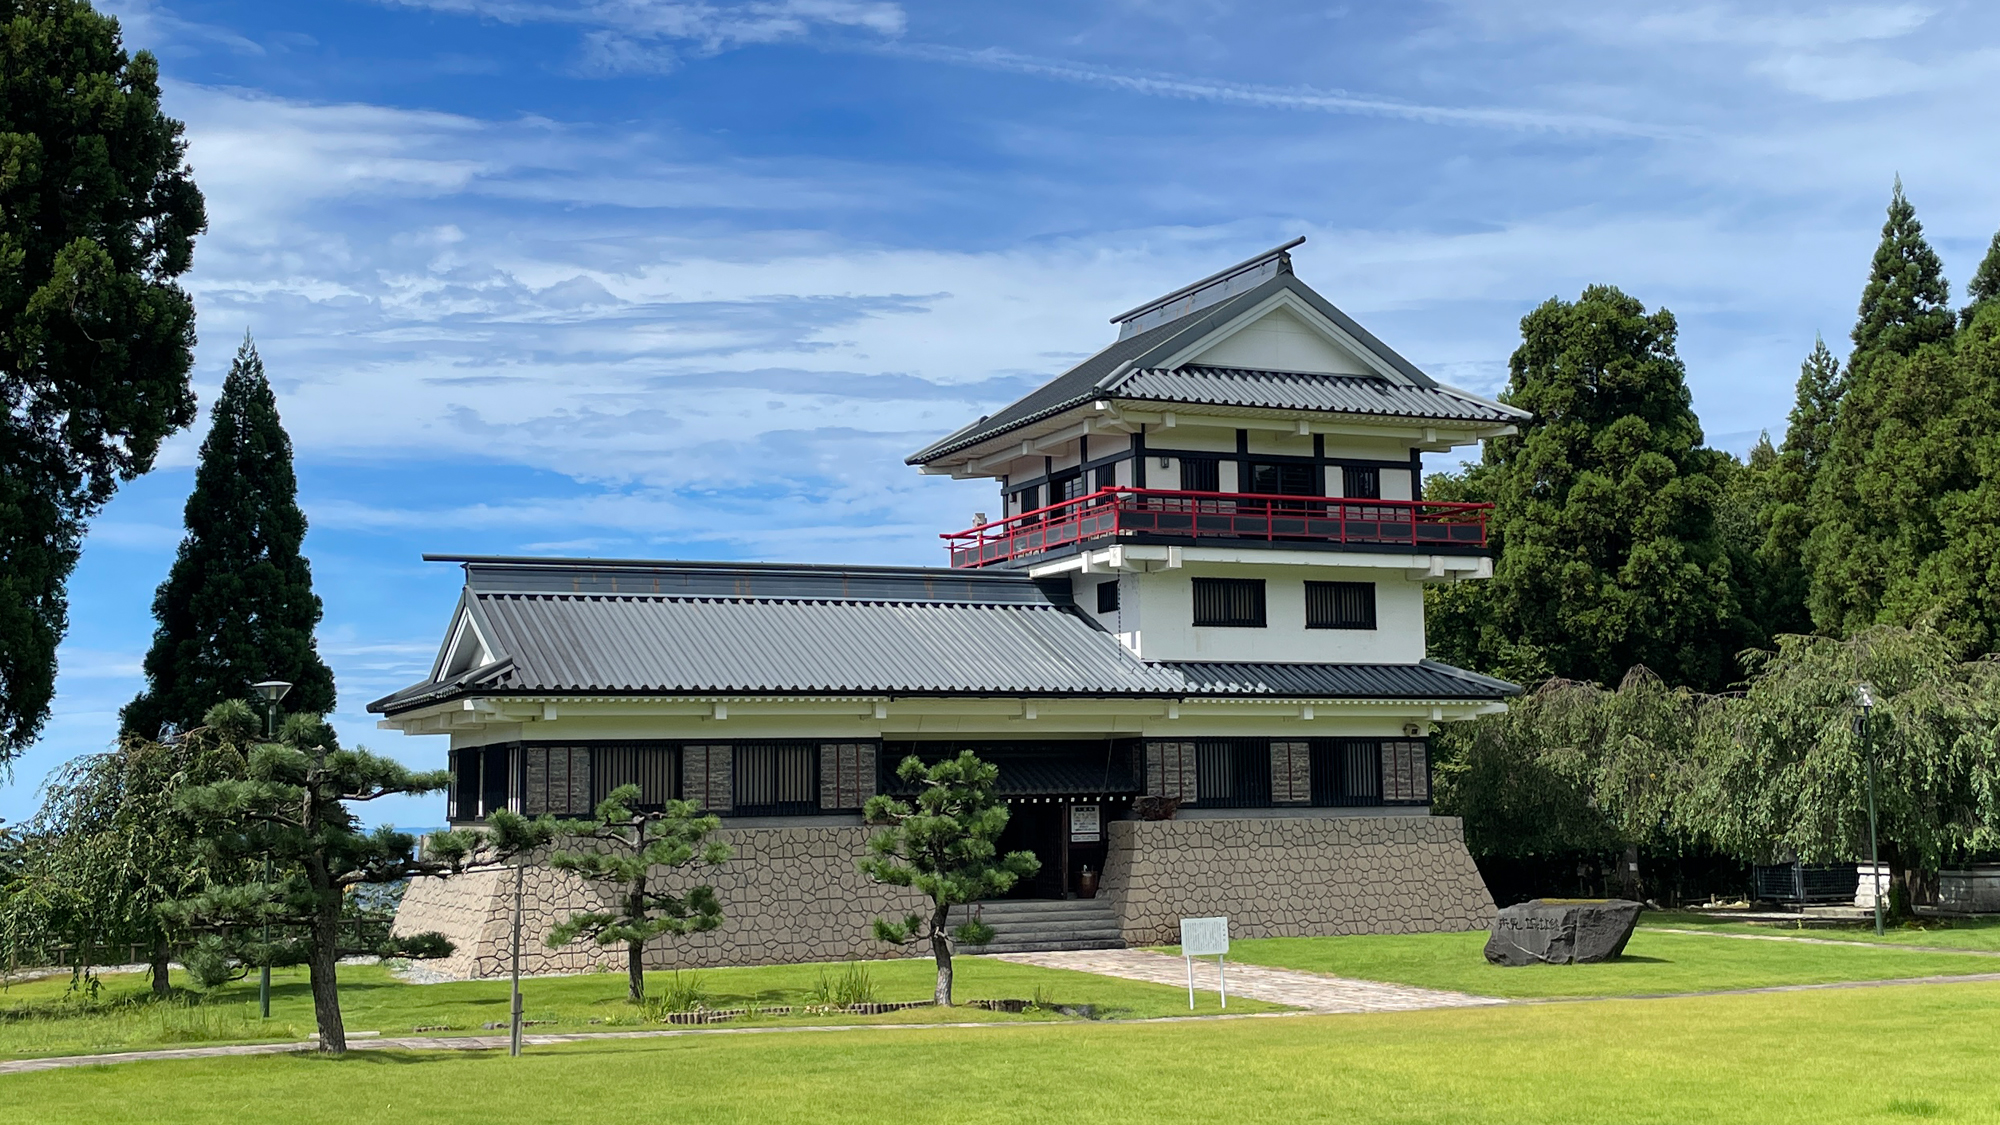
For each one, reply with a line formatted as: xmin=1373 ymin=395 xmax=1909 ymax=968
xmin=1483 ymin=899 xmax=1643 ymax=966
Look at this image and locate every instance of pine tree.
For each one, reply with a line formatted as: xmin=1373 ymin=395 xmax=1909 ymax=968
xmin=121 ymin=336 xmax=334 ymax=739
xmin=1963 ymin=229 xmax=2000 ymax=328
xmin=1425 ymin=286 xmax=1744 ymax=690
xmin=1851 ymin=178 xmax=1954 ymax=360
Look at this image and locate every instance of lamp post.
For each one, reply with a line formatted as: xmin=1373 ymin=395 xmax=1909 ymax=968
xmin=250 ymin=680 xmax=292 ymax=1018
xmin=1855 ymin=681 xmax=1884 ymax=938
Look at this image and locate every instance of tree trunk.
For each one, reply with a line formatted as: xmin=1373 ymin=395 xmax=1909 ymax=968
xmin=308 ymin=895 xmax=346 ymax=1054
xmin=149 ymin=934 xmax=172 ymax=998
xmin=627 ymin=873 xmax=647 ymax=1004
xmin=930 ymin=903 xmax=954 ymax=1007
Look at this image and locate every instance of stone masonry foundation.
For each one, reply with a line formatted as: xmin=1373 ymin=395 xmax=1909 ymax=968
xmin=395 ymin=814 xmax=1495 ymax=979
xmin=1097 ymin=814 xmax=1495 ymax=945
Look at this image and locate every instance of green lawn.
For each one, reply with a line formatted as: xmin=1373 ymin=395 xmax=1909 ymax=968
xmin=0 ymin=957 xmax=1282 ymax=1061
xmin=1642 ymin=909 xmax=2000 ymax=951
xmin=6 ymin=982 xmax=2000 ymax=1124
xmin=1198 ymin=928 xmax=2000 ymax=999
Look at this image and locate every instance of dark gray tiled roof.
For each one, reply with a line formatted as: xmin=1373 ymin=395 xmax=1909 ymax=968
xmin=369 ymin=560 xmax=1521 ymax=714
xmin=1118 ymin=367 xmax=1524 ymax=423
xmin=907 ymin=268 xmax=1454 ymax=465
xmin=1164 ymin=660 xmax=1521 ymax=700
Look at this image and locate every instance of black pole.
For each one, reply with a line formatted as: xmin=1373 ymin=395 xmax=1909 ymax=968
xmin=260 ymin=699 xmax=275 ymax=1018
xmin=1864 ymin=714 xmax=1884 ymax=937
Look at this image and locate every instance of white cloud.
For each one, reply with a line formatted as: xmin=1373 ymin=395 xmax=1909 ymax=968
xmin=379 ymin=0 xmax=906 ymax=49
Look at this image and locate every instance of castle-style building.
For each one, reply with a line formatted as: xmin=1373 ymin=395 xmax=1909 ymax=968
xmin=376 ymin=240 xmax=1524 ymax=976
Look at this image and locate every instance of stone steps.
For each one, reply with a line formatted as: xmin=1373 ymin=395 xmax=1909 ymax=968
xmin=949 ymin=898 xmax=1125 ymax=954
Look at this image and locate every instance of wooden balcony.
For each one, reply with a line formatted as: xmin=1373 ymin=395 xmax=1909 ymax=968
xmin=943 ymin=487 xmax=1493 ymax=569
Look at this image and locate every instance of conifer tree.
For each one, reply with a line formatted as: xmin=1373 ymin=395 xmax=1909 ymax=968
xmin=1425 ymin=285 xmax=1743 ymax=690
xmin=1962 ymin=230 xmax=2000 ymax=328
xmin=1804 ymin=186 xmax=1977 ymax=646
xmin=1851 ymin=178 xmax=1954 ymax=360
xmin=0 ymin=1 xmax=208 ymax=759
xmin=1753 ymin=339 xmax=1843 ymax=638
xmin=121 ymin=336 xmax=334 ymax=739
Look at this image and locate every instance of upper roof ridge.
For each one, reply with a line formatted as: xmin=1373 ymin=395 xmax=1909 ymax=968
xmin=1109 ymin=236 xmax=1305 ymax=339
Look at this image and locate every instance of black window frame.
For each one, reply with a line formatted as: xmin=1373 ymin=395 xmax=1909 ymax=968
xmin=1192 ymin=577 xmax=1266 ymax=628
xmin=449 ymin=749 xmax=481 ymax=822
xmin=1093 ymin=464 xmax=1118 ymax=492
xmin=1343 ymin=465 xmax=1381 ymax=499
xmin=1180 ymin=456 xmax=1220 ymax=493
xmin=1247 ymin=461 xmax=1316 ymax=496
xmin=1096 ymin=580 xmax=1120 ymax=614
xmin=1306 ymin=581 xmax=1377 ymax=630
xmin=732 ymin=741 xmax=821 ymax=817
xmin=1194 ymin=739 xmax=1272 ymax=808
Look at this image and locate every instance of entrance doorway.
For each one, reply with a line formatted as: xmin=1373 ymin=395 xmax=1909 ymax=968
xmin=996 ymin=799 xmax=1114 ymax=899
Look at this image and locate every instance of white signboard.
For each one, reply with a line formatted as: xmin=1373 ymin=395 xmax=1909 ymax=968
xmin=1069 ymin=805 xmax=1101 ymax=843
xmin=1180 ymin=916 xmax=1230 ymax=956
xmin=1179 ymin=916 xmax=1231 ymax=1010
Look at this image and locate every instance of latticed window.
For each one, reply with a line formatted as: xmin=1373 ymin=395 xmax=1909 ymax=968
xmin=1195 ymin=740 xmax=1271 ymax=807
xmin=1192 ymin=577 xmax=1266 ymax=627
xmin=1305 ymin=581 xmax=1376 ymax=630
xmin=1310 ymin=740 xmax=1381 ymax=806
xmin=733 ymin=742 xmax=819 ymax=816
xmin=593 ymin=744 xmax=679 ymax=810
xmin=1180 ymin=456 xmax=1220 ymax=492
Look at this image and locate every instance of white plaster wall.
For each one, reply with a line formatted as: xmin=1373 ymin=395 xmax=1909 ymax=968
xmin=1150 ymin=426 xmax=1236 ymax=454
xmin=1125 ymin=563 xmax=1425 ymax=664
xmin=1189 ymin=307 xmax=1372 ymax=375
xmin=1246 ymin=430 xmax=1315 ymax=457
xmin=1321 ymin=435 xmax=1413 ymax=461
xmin=1380 ymin=468 xmax=1414 ymax=501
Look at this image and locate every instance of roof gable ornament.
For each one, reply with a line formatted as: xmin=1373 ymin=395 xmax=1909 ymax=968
xmin=1111 ymin=236 xmax=1305 ymax=340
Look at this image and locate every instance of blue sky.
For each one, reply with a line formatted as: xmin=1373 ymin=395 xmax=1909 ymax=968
xmin=6 ymin=0 xmax=1998 ymax=828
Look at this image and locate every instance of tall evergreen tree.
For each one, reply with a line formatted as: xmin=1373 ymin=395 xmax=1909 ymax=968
xmin=0 ymin=1 xmax=208 ymax=759
xmin=1425 ymin=285 xmax=1743 ymax=690
xmin=1962 ymin=229 xmax=2000 ymax=329
xmin=1851 ymin=178 xmax=1954 ymax=360
xmin=1804 ymin=185 xmax=1977 ymax=647
xmin=1752 ymin=339 xmax=1843 ymax=638
xmin=121 ymin=336 xmax=334 ymax=739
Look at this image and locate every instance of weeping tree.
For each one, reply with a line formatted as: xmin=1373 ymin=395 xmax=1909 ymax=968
xmin=1433 ymin=669 xmax=1716 ymax=897
xmin=170 ymin=700 xmax=551 ymax=1054
xmin=0 ymin=729 xmax=242 ymax=993
xmin=859 ymin=751 xmax=1039 ymax=1006
xmin=1685 ymin=625 xmax=2000 ymax=908
xmin=533 ymin=785 xmax=728 ymax=1004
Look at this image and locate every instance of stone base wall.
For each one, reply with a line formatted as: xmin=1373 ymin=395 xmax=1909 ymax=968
xmin=393 ymin=824 xmax=928 ymax=980
xmin=396 ymin=814 xmax=1495 ymax=979
xmin=1097 ymin=813 xmax=1494 ymax=945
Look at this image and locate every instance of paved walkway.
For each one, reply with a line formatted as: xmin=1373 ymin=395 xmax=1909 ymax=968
xmin=995 ymin=949 xmax=1505 ymax=1014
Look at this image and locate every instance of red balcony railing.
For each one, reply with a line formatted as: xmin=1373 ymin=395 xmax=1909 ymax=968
xmin=942 ymin=487 xmax=1492 ymax=569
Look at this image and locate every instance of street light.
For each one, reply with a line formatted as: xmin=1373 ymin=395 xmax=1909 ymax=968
xmin=251 ymin=680 xmax=293 ymax=739
xmin=249 ymin=680 xmax=292 ymax=1018
xmin=1855 ymin=681 xmax=1884 ymax=938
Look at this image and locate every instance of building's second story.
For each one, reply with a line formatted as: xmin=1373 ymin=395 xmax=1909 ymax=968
xmin=907 ymin=238 xmax=1527 ymax=665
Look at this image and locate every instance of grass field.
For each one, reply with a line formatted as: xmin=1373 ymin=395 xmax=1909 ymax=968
xmin=1196 ymin=927 xmax=2000 ymax=999
xmin=0 ymin=957 xmax=1283 ymax=1061
xmin=1641 ymin=910 xmax=2000 ymax=950
xmin=5 ymin=981 xmax=1999 ymax=1124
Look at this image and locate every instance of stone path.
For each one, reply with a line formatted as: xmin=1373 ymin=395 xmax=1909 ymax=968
xmin=994 ymin=949 xmax=1505 ymax=1014
xmin=1645 ymin=927 xmax=2000 ymax=958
